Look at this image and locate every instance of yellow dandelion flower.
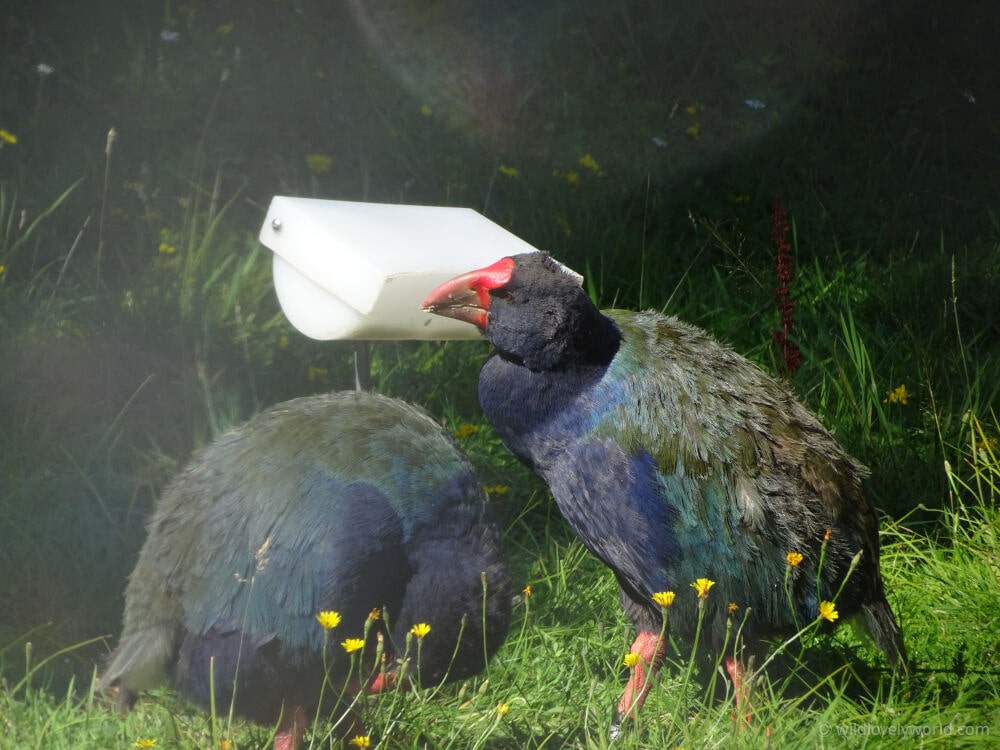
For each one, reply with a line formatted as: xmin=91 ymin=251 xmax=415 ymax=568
xmin=691 ymin=578 xmax=715 ymax=599
xmin=454 ymin=423 xmax=480 ymax=439
xmin=219 ymin=740 xmax=233 ymax=750
xmin=420 ymin=104 xmax=432 ymax=116
xmin=349 ymin=736 xmax=371 ymax=748
xmin=484 ymin=484 xmax=509 ymax=495
xmin=342 ymin=637 xmax=365 ymax=653
xmin=216 ymin=23 xmax=234 ymax=35
xmin=685 ymin=123 xmax=701 ymax=140
xmin=522 ymin=584 xmax=532 ymax=597
xmin=134 ymin=741 xmax=157 ymax=749
xmin=316 ymin=610 xmax=342 ymax=630
xmin=564 ymin=170 xmax=580 ymax=186
xmin=652 ymin=591 xmax=675 ymax=608
xmin=498 ymin=165 xmax=519 ymax=178
xmin=818 ymin=601 xmax=839 ymax=623
xmin=884 ymin=384 xmax=911 ymax=405
xmin=410 ymin=622 xmax=431 ymax=639
xmin=158 ymin=242 xmax=177 ymax=255
xmin=786 ymin=551 xmax=804 ymax=567
xmin=305 ymin=153 xmax=333 ymax=175
xmin=0 ymin=129 xmax=18 ymax=145
xmin=496 ymin=701 xmax=511 ymax=716
xmin=728 ymin=602 xmax=739 ymax=615
xmin=623 ymin=652 xmax=640 ymax=668
xmin=578 ymin=153 xmax=601 ymax=172
xmin=368 ymin=608 xmax=381 ymax=621
xmin=975 ymin=435 xmax=998 ymax=453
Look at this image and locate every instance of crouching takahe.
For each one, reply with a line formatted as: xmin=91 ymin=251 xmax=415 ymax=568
xmin=422 ymin=251 xmax=906 ymax=738
xmin=98 ymin=391 xmax=511 ymax=749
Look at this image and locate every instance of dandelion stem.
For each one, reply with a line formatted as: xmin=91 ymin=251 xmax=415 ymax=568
xmin=679 ymin=599 xmax=706 ymax=704
xmin=783 ymin=562 xmax=800 ymax=631
xmin=481 ymin=571 xmax=491 ymax=679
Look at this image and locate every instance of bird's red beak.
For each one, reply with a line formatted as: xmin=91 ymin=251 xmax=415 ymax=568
xmin=421 ymin=257 xmax=515 ymax=330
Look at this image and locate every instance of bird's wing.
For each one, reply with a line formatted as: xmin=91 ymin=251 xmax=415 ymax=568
xmin=546 ymin=437 xmax=680 ymax=596
xmin=546 ymin=430 xmax=773 ymax=636
xmin=174 ymin=465 xmax=408 ymax=658
xmin=600 ymin=310 xmax=877 ymax=544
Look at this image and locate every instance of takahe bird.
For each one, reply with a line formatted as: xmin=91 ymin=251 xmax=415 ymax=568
xmin=423 ymin=252 xmax=907 ymax=737
xmin=98 ymin=391 xmax=511 ymax=749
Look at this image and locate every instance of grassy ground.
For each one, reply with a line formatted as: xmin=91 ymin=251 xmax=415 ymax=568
xmin=2 ymin=0 xmax=999 ymax=747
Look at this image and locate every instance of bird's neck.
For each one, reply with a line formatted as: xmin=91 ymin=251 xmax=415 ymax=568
xmin=478 ymin=355 xmax=609 ymax=472
xmin=563 ymin=304 xmax=621 ymax=368
xmin=480 ymin=301 xmax=620 ymax=469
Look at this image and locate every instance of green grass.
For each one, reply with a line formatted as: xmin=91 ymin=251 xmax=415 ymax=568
xmin=2 ymin=0 xmax=999 ymax=747
xmin=2 ymin=471 xmax=998 ymax=748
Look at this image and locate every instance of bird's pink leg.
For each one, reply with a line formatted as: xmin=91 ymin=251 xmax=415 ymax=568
xmin=273 ymin=704 xmax=308 ymax=750
xmin=725 ymin=656 xmax=753 ymax=724
xmin=367 ymin=671 xmax=396 ymax=693
xmin=613 ymin=630 xmax=666 ymax=733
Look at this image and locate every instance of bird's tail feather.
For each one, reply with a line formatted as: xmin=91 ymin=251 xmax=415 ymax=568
xmin=862 ymin=599 xmax=909 ymax=675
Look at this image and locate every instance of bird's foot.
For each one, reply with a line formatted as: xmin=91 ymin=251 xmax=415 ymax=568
xmin=726 ymin=656 xmax=754 ymax=726
xmin=609 ymin=709 xmax=630 ymax=741
xmin=274 ymin=704 xmax=308 ymax=750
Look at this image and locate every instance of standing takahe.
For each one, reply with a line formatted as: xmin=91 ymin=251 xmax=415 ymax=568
xmin=422 ymin=251 xmax=906 ymax=737
xmin=98 ymin=391 xmax=511 ymax=749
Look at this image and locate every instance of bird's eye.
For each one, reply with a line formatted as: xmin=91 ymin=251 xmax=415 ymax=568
xmin=493 ymin=289 xmax=513 ymax=302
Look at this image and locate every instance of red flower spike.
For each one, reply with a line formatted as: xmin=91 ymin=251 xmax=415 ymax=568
xmin=769 ymin=195 xmax=801 ymax=376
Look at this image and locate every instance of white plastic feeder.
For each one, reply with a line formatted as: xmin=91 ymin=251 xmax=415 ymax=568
xmin=259 ymin=197 xmax=542 ymax=340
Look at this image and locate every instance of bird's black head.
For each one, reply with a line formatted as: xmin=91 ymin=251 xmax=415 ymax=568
xmin=422 ymin=252 xmax=620 ymax=371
